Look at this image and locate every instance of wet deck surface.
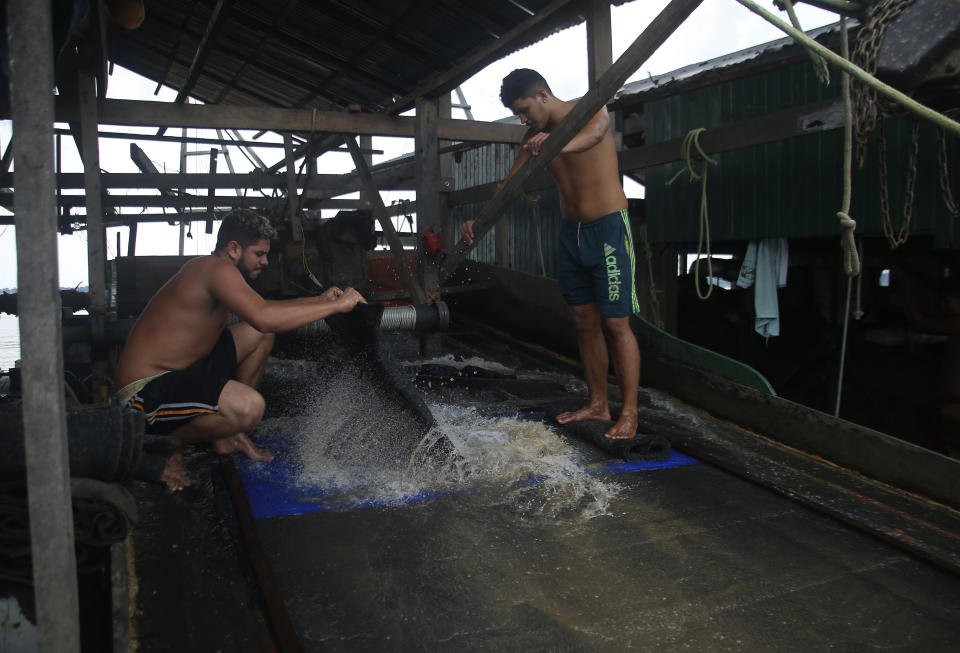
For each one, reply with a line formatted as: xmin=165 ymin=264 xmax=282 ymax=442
xmin=132 ymin=320 xmax=960 ymax=651
xmin=259 ymin=465 xmax=960 ymax=651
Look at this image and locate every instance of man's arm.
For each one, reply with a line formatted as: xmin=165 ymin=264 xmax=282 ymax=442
xmin=208 ymin=263 xmax=364 ymax=333
xmin=523 ymin=108 xmax=610 ymax=156
xmin=460 ymin=132 xmax=534 ymax=244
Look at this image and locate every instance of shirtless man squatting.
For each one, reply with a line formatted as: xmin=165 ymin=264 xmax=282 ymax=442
xmin=115 ymin=209 xmax=366 ymax=490
xmin=460 ymin=68 xmax=642 ymax=440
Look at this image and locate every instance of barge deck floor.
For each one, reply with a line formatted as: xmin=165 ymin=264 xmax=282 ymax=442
xmin=130 ymin=320 xmax=960 ymax=652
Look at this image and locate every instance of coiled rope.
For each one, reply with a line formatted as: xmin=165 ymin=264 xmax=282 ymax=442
xmin=666 ymin=127 xmax=717 ymax=299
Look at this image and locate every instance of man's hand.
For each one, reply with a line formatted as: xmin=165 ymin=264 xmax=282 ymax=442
xmin=523 ymin=132 xmax=548 ymax=156
xmin=335 ymin=287 xmax=367 ymax=312
xmin=319 ymin=286 xmax=343 ymax=302
xmin=460 ymin=220 xmax=476 ymax=245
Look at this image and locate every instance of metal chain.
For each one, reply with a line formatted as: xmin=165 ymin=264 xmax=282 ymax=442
xmin=852 ymin=0 xmax=915 ymax=168
xmin=878 ymin=119 xmax=920 ymax=249
xmin=937 ymin=128 xmax=960 ymax=216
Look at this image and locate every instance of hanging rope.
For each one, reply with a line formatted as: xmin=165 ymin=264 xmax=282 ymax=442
xmin=835 ymin=16 xmax=860 ymax=418
xmin=777 ymin=0 xmax=830 ymax=86
xmin=667 ymin=127 xmax=717 ymax=299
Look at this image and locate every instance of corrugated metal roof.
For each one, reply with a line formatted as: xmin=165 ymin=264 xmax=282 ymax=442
xmin=108 ymin=0 xmax=634 ymax=113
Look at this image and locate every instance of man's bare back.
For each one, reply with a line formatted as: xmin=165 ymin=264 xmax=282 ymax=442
xmin=116 ymin=256 xmax=234 ymax=388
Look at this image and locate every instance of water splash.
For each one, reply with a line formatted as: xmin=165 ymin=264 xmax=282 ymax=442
xmin=258 ymin=402 xmax=618 ymax=519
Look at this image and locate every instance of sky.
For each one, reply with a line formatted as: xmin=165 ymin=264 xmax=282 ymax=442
xmin=0 ymin=0 xmax=835 ymax=290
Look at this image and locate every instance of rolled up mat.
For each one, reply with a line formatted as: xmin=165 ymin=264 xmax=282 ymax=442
xmin=545 ymin=400 xmax=671 ymax=462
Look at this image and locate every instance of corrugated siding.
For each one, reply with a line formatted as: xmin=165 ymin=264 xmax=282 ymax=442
xmin=451 ymin=143 xmax=562 ymax=278
xmin=645 ymin=62 xmax=959 ymax=247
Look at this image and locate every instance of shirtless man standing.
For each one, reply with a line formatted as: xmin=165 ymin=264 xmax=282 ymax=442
xmin=460 ymin=68 xmax=641 ymax=440
xmin=115 ymin=209 xmax=366 ymax=488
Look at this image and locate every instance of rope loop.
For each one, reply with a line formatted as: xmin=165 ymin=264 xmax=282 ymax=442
xmin=666 ymin=128 xmax=717 ymax=299
xmin=836 ymin=211 xmax=861 ymax=277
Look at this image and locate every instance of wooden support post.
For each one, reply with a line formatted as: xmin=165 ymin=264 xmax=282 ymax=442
xmin=438 ymin=93 xmax=455 ymax=255
xmin=358 ymin=134 xmax=373 ymax=204
xmin=415 ymin=96 xmax=441 ymax=301
xmin=345 ymin=137 xmax=427 ymax=305
xmin=205 ymin=147 xmax=217 ymax=233
xmin=440 ymin=0 xmax=705 ymax=283
xmin=179 ymin=132 xmax=188 ymax=255
xmin=78 ymin=64 xmax=107 ymax=321
xmin=416 ymin=96 xmax=443 ymax=355
xmin=586 ymin=0 xmax=613 ymax=83
xmin=8 ymin=1 xmax=81 ymax=650
xmin=283 ymin=134 xmax=302 ymax=240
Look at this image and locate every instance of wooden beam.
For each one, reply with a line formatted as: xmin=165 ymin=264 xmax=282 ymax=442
xmin=617 ymin=98 xmax=842 ymax=171
xmin=8 ymin=1 xmax=80 ymax=649
xmin=205 ymin=148 xmax=217 ymax=233
xmin=78 ymin=66 xmax=106 ymax=317
xmin=440 ymin=0 xmax=706 ymax=282
xmin=55 ymin=98 xmax=526 ymax=143
xmin=384 ymin=0 xmax=579 ymax=113
xmin=415 ymin=96 xmax=441 ymax=301
xmin=586 ymin=0 xmax=613 ymax=83
xmin=345 ymin=137 xmax=427 ymax=305
xmin=283 ymin=134 xmax=302 ymax=240
xmin=0 ymin=193 xmax=369 ymax=211
xmin=159 ymin=0 xmax=234 ymax=135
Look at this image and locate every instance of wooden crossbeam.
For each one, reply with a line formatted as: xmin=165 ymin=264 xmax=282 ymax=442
xmin=54 ymin=98 xmax=526 ymax=144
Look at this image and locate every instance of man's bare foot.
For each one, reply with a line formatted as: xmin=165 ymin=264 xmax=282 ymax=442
xmin=604 ymin=412 xmax=638 ymax=440
xmin=557 ymin=403 xmax=611 ymax=424
xmin=161 ymin=449 xmax=190 ymax=491
xmin=211 ymin=433 xmax=274 ymax=461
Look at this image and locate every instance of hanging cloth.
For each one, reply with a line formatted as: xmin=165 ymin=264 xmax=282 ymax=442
xmin=737 ymin=238 xmax=788 ymax=338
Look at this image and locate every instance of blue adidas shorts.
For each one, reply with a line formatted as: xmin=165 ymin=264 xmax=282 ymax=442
xmin=557 ymin=209 xmax=639 ymax=318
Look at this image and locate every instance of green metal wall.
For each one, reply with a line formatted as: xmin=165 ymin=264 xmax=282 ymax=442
xmin=645 ymin=62 xmax=959 ymax=248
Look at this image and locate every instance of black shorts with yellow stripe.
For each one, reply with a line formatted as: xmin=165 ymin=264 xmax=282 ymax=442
xmin=125 ymin=330 xmax=238 ymax=435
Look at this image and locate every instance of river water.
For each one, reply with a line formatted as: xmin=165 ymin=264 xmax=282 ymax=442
xmin=0 ymin=314 xmax=19 ymax=371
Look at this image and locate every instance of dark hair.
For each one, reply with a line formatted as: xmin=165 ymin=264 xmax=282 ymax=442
xmin=499 ymin=69 xmax=552 ymax=108
xmin=215 ymin=209 xmax=277 ymax=251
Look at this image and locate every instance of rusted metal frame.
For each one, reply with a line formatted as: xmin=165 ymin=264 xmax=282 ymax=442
xmin=439 ymin=0 xmax=706 ymax=282
xmin=384 ymin=0 xmax=579 ymax=114
xmin=346 ymin=137 xmax=427 ymax=305
xmin=158 ymin=0 xmax=235 ymax=135
xmin=293 ymin=0 xmax=441 ymax=109
xmin=213 ymin=0 xmax=299 ymax=105
xmin=585 ymin=0 xmax=613 ymax=83
xmin=8 ymin=0 xmax=80 ymax=650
